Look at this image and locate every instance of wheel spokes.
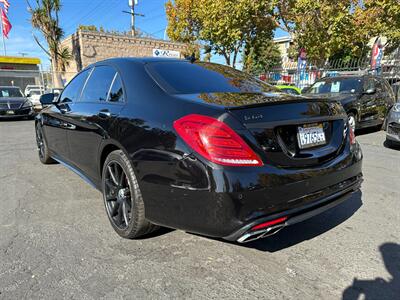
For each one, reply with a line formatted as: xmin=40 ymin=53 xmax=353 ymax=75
xmin=118 ymin=170 xmax=125 ymax=187
xmin=110 ymin=202 xmax=119 ymax=217
xmin=104 ymin=161 xmax=133 ymax=230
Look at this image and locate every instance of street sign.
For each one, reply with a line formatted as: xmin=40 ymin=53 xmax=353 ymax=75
xmin=152 ymin=49 xmax=180 ymax=58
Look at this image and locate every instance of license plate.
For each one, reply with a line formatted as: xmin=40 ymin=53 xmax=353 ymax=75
xmin=6 ymin=110 xmax=15 ymax=115
xmin=297 ymin=124 xmax=326 ymax=149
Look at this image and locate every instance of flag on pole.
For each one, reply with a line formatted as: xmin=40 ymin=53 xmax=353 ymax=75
xmin=0 ymin=0 xmax=9 ymax=13
xmin=1 ymin=8 xmax=11 ymax=38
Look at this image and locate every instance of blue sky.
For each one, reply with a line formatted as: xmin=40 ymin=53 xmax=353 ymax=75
xmin=4 ymin=0 xmax=288 ymax=69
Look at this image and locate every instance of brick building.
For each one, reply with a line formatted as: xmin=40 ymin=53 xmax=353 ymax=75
xmin=61 ymin=30 xmax=189 ymax=81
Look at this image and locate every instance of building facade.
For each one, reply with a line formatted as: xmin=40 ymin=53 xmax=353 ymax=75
xmin=61 ymin=30 xmax=189 ymax=82
xmin=0 ymin=56 xmax=41 ymax=91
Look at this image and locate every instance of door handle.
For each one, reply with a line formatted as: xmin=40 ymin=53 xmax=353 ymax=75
xmin=98 ymin=109 xmax=112 ymax=118
xmin=60 ymin=122 xmax=76 ymax=130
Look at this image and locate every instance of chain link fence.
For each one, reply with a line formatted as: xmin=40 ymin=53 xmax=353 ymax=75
xmin=0 ymin=69 xmax=77 ymax=95
xmin=261 ymin=51 xmax=400 ymax=91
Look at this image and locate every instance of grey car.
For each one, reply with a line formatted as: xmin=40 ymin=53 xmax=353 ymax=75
xmin=385 ymin=102 xmax=400 ymax=146
xmin=0 ymin=86 xmax=35 ymax=119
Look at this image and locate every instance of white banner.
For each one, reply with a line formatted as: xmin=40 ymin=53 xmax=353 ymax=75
xmin=152 ymin=49 xmax=180 ymax=58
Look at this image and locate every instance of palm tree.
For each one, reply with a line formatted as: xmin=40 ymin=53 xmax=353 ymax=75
xmin=27 ymin=0 xmax=71 ymax=87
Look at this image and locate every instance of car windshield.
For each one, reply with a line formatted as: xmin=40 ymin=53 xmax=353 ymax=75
xmin=307 ymin=78 xmax=363 ymax=94
xmin=0 ymin=87 xmax=24 ymax=98
xmin=29 ymin=90 xmax=42 ymax=96
xmin=146 ymin=61 xmax=279 ymax=94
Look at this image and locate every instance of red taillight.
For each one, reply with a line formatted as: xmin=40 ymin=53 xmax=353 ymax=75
xmin=349 ymin=126 xmax=356 ymax=145
xmin=251 ymin=217 xmax=288 ymax=231
xmin=173 ymin=114 xmax=263 ymax=167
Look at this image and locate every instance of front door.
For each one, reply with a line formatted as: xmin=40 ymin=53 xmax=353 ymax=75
xmin=42 ymin=69 xmax=91 ymax=162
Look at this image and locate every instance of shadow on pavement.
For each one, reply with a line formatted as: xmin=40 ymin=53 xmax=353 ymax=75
xmin=355 ymin=126 xmax=382 ymax=136
xmin=342 ymin=242 xmax=400 ymax=300
xmin=242 ymin=190 xmax=363 ymax=252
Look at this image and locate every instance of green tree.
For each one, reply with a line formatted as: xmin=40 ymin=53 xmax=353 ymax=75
xmin=243 ymin=40 xmax=282 ymax=74
xmin=354 ymin=0 xmax=400 ymax=54
xmin=166 ymin=0 xmax=275 ymax=68
xmin=274 ymin=0 xmax=400 ymax=64
xmin=27 ymin=0 xmax=71 ymax=87
xmin=274 ymin=0 xmax=357 ymax=65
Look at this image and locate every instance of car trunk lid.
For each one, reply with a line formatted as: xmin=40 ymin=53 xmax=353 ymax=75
xmin=223 ymin=93 xmax=348 ymax=168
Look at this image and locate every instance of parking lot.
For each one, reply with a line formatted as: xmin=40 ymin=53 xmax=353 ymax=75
xmin=0 ymin=119 xmax=399 ymax=299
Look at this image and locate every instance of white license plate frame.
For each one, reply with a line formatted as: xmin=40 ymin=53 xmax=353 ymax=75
xmin=297 ymin=124 xmax=326 ymax=149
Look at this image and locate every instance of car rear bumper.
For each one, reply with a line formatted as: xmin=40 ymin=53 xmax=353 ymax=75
xmin=224 ymin=174 xmax=362 ymax=242
xmin=138 ymin=142 xmax=363 ymax=239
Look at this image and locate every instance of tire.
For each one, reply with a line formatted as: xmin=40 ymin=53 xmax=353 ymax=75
xmin=35 ymin=123 xmax=55 ymax=164
xmin=384 ymin=138 xmax=399 ymax=148
xmin=102 ymin=150 xmax=158 ymax=239
xmin=348 ymin=113 xmax=357 ymax=132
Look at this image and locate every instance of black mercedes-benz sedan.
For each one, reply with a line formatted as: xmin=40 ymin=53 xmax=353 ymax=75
xmin=35 ymin=58 xmax=363 ymax=243
xmin=0 ymin=86 xmax=35 ymax=119
xmin=303 ymin=75 xmax=396 ymax=131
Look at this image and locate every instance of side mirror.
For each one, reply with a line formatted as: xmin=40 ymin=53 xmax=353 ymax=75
xmin=364 ymin=88 xmax=376 ymax=95
xmin=39 ymin=93 xmax=56 ymax=105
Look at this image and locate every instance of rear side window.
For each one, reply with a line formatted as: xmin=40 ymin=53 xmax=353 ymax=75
xmin=108 ymin=73 xmax=124 ymax=102
xmin=80 ymin=66 xmax=116 ymax=102
xmin=60 ymin=69 xmax=90 ymax=103
xmin=146 ymin=61 xmax=278 ymax=94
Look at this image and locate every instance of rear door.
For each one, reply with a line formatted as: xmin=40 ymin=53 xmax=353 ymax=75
xmin=65 ymin=65 xmax=125 ymax=180
xmin=41 ymin=69 xmax=91 ymax=161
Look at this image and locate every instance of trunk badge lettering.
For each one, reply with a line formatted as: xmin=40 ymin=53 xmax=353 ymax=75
xmin=244 ymin=114 xmax=264 ymax=121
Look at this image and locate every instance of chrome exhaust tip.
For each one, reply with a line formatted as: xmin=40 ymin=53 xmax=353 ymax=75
xmin=237 ymin=224 xmax=285 ymax=243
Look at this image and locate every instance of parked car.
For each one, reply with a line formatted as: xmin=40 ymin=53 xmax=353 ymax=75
xmin=276 ymin=85 xmax=301 ymax=95
xmin=24 ymin=84 xmax=44 ymax=97
xmin=45 ymin=87 xmax=63 ymax=97
xmin=303 ymin=75 xmax=396 ymax=131
xmin=35 ymin=58 xmax=363 ymax=243
xmin=0 ymin=86 xmax=35 ymax=119
xmin=26 ymin=88 xmax=43 ymax=111
xmin=384 ymin=102 xmax=400 ymax=147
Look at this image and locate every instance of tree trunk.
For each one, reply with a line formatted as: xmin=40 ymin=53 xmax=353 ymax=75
xmin=222 ymin=52 xmax=231 ymax=66
xmin=232 ymin=51 xmax=238 ymax=69
xmin=51 ymin=57 xmax=64 ymax=88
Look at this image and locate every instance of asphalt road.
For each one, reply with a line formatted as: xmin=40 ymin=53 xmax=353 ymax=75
xmin=0 ymin=120 xmax=399 ymax=299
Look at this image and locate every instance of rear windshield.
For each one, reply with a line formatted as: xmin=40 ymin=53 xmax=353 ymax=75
xmin=0 ymin=87 xmax=23 ymax=98
xmin=307 ymin=78 xmax=363 ymax=94
xmin=145 ymin=61 xmax=279 ymax=94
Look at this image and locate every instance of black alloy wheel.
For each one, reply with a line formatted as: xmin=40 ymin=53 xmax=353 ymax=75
xmin=102 ymin=150 xmax=157 ymax=239
xmin=104 ymin=161 xmax=132 ymax=230
xmin=35 ymin=123 xmax=55 ymax=164
xmin=36 ymin=125 xmax=45 ymax=160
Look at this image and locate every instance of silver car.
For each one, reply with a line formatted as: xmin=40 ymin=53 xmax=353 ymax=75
xmin=385 ymin=102 xmax=400 ymax=146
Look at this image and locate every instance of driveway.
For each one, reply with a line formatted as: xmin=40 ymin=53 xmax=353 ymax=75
xmin=0 ymin=120 xmax=399 ymax=299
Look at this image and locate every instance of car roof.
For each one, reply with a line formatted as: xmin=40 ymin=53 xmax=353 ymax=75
xmin=95 ymin=57 xmax=187 ymax=66
xmin=317 ymin=74 xmax=386 ymax=81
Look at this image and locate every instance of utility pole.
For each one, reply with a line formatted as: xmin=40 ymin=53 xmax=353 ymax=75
xmin=130 ymin=0 xmax=135 ymax=36
xmin=123 ymin=0 xmax=144 ymax=37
